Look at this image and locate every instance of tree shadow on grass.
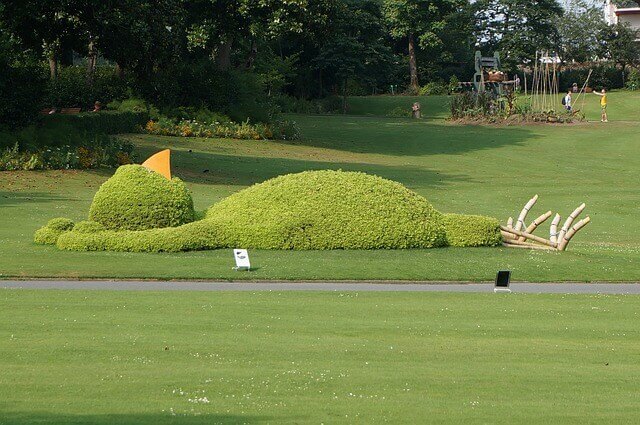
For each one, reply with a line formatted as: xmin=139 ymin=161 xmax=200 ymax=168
xmin=0 ymin=191 xmax=75 ymax=208
xmin=276 ymin=116 xmax=540 ymax=157
xmin=167 ymin=149 xmax=471 ymax=190
xmin=0 ymin=412 xmax=274 ymax=424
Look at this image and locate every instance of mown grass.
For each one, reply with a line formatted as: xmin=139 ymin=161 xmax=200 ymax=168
xmin=1 ymin=92 xmax=639 ymax=281
xmin=1 ymin=290 xmax=639 ymax=424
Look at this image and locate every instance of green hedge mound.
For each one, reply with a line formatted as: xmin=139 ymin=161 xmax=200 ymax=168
xmin=443 ymin=213 xmax=502 ymax=247
xmin=89 ymin=165 xmax=195 ymax=231
xmin=34 ymin=217 xmax=74 ymax=245
xmin=71 ymin=220 xmax=106 ymax=234
xmin=56 ymin=220 xmax=222 ymax=253
xmin=205 ymin=170 xmax=447 ymax=250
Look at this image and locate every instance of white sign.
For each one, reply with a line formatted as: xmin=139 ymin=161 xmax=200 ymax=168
xmin=233 ymin=249 xmax=251 ymax=271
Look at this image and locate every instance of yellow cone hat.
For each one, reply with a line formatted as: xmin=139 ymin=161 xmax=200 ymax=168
xmin=141 ymin=149 xmax=171 ymax=180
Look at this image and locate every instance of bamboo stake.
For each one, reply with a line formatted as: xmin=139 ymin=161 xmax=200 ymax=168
xmin=558 ymin=217 xmax=591 ymax=251
xmin=515 ymin=195 xmax=538 ymax=232
xmin=573 ymin=69 xmax=593 ymax=112
xmin=507 ymin=217 xmax=514 ymax=229
xmin=549 ymin=213 xmax=561 ymax=244
xmin=519 ymin=210 xmax=552 ymax=242
xmin=557 ymin=203 xmax=586 ymax=243
xmin=500 ymin=225 xmax=557 ymax=248
xmin=503 ymin=242 xmax=556 ymax=251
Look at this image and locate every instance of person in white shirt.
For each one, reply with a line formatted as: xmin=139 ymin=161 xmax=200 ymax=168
xmin=563 ymin=90 xmax=572 ymax=112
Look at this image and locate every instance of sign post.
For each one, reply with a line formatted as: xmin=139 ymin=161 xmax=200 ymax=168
xmin=233 ymin=249 xmax=251 ymax=271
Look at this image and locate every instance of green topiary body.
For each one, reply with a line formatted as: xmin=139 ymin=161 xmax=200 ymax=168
xmin=443 ymin=213 xmax=502 ymax=247
xmin=34 ymin=217 xmax=75 ymax=245
xmin=206 ymin=170 xmax=446 ymax=250
xmin=38 ymin=169 xmax=503 ymax=253
xmin=88 ymin=165 xmax=195 ymax=230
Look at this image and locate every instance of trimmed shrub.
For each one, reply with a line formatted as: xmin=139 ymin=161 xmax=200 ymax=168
xmin=42 ymin=111 xmax=148 ymax=135
xmin=443 ymin=213 xmax=502 ymax=247
xmin=89 ymin=165 xmax=195 ymax=231
xmin=34 ymin=218 xmax=75 ymax=245
xmin=47 ymin=218 xmax=75 ymax=231
xmin=72 ymin=220 xmax=106 ymax=234
xmin=56 ymin=220 xmax=222 ymax=253
xmin=205 ymin=170 xmax=447 ymax=250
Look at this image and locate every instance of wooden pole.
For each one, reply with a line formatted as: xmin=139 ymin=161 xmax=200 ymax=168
xmin=519 ymin=210 xmax=552 ymax=242
xmin=515 ymin=195 xmax=538 ymax=232
xmin=558 ymin=217 xmax=591 ymax=251
xmin=500 ymin=226 xmax=558 ymax=248
xmin=549 ymin=213 xmax=561 ymax=244
xmin=557 ymin=203 xmax=586 ymax=243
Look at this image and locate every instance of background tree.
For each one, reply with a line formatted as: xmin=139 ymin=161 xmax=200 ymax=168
xmin=598 ymin=22 xmax=640 ymax=83
xmin=556 ymin=0 xmax=605 ymax=63
xmin=474 ymin=0 xmax=563 ymax=71
xmin=383 ymin=0 xmax=469 ymax=92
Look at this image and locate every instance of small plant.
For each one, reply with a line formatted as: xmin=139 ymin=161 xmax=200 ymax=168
xmin=626 ymin=68 xmax=640 ymax=91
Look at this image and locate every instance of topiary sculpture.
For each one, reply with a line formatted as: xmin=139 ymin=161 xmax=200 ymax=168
xmin=88 ymin=164 xmax=195 ymax=231
xmin=33 ymin=150 xmax=516 ymax=253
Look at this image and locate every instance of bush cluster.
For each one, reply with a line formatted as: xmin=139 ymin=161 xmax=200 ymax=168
xmin=33 ymin=218 xmax=75 ymax=245
xmin=443 ymin=213 xmax=502 ymax=247
xmin=419 ymin=81 xmax=448 ymax=96
xmin=0 ymin=136 xmax=134 ymax=171
xmin=46 ymin=66 xmax=129 ymax=109
xmin=559 ymin=64 xmax=625 ymax=91
xmin=88 ymin=165 xmax=195 ymax=231
xmin=144 ymin=117 xmax=301 ymax=141
xmin=42 ymin=111 xmax=148 ymax=135
xmin=36 ymin=170 xmax=502 ymax=253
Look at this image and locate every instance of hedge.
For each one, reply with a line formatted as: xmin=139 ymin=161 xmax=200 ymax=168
xmin=37 ymin=170 xmax=505 ymax=253
xmin=205 ymin=170 xmax=447 ymax=250
xmin=41 ymin=111 xmax=148 ymax=135
xmin=33 ymin=218 xmax=75 ymax=245
xmin=443 ymin=213 xmax=502 ymax=247
xmin=89 ymin=165 xmax=195 ymax=231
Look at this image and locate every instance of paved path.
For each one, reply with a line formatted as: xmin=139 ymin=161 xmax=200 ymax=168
xmin=2 ymin=280 xmax=640 ymax=294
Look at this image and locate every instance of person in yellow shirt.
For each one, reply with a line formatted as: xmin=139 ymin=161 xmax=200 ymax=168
xmin=593 ymin=88 xmax=608 ymax=122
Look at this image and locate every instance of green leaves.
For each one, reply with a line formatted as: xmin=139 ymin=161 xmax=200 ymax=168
xmin=88 ymin=165 xmax=196 ymax=231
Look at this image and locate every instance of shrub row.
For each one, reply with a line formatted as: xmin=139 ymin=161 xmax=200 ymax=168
xmin=42 ymin=111 xmax=148 ymax=135
xmin=0 ymin=136 xmax=134 ymax=171
xmin=145 ymin=117 xmax=301 ymax=141
xmin=442 ymin=213 xmax=502 ymax=247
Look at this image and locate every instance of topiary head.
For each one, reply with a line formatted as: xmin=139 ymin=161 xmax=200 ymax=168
xmin=89 ymin=164 xmax=195 ymax=231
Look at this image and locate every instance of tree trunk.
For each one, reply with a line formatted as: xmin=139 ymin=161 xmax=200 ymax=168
xmin=216 ymin=39 xmax=233 ymax=71
xmin=48 ymin=54 xmax=58 ymax=80
xmin=115 ymin=63 xmax=124 ymax=79
xmin=244 ymin=40 xmax=258 ymax=69
xmin=86 ymin=39 xmax=97 ymax=86
xmin=408 ymin=33 xmax=419 ymax=92
xmin=342 ymin=78 xmax=348 ymax=114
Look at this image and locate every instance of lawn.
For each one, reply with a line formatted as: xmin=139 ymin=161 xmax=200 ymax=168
xmin=1 ymin=92 xmax=639 ymax=281
xmin=1 ymin=290 xmax=639 ymax=424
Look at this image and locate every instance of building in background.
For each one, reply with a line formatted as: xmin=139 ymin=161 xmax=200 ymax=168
xmin=605 ymin=0 xmax=640 ymax=40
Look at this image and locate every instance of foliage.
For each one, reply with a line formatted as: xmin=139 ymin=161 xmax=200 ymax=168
xmin=626 ymin=68 xmax=640 ymax=91
xmin=46 ymin=66 xmax=129 ymax=108
xmin=419 ymin=81 xmax=448 ymax=96
xmin=42 ymin=111 xmax=148 ymax=136
xmin=88 ymin=165 xmax=195 ymax=231
xmin=0 ymin=136 xmax=134 ymax=171
xmin=0 ymin=31 xmax=47 ymax=129
xmin=559 ymin=64 xmax=625 ymax=91
xmin=474 ymin=0 xmax=563 ymax=71
xmin=71 ymin=220 xmax=106 ymax=234
xmin=33 ymin=218 xmax=75 ymax=245
xmin=144 ymin=117 xmax=301 ymax=141
xmin=443 ymin=213 xmax=502 ymax=247
xmin=556 ymin=0 xmax=605 ymax=63
xmin=598 ymin=22 xmax=640 ymax=71
xmin=205 ymin=170 xmax=447 ymax=250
